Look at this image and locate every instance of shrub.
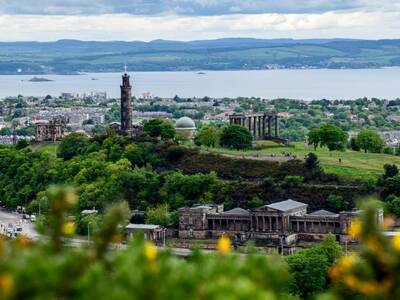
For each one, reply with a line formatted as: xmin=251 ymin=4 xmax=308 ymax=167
xmin=282 ymin=176 xmax=303 ymax=188
xmin=220 ymin=125 xmax=252 ymax=150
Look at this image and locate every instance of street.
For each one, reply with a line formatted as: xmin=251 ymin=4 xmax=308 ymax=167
xmin=0 ymin=209 xmax=38 ymax=239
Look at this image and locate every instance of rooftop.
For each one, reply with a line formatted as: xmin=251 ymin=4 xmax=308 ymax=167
xmin=221 ymin=208 xmax=250 ymax=216
xmin=175 ymin=116 xmax=196 ymax=129
xmin=308 ymin=210 xmax=338 ymax=217
xmin=266 ymin=199 xmax=307 ymax=212
xmin=126 ymin=224 xmax=162 ymax=230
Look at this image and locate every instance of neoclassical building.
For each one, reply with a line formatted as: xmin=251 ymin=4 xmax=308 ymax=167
xmin=179 ymin=199 xmax=380 ymax=244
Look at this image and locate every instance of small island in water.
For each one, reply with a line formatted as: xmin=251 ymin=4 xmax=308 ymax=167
xmin=28 ymin=77 xmax=54 ymax=82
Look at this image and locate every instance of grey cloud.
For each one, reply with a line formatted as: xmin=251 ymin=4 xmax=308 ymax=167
xmin=0 ymin=0 xmax=362 ymax=15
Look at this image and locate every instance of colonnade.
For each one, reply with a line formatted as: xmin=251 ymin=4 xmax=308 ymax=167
xmin=229 ymin=113 xmax=279 ymax=140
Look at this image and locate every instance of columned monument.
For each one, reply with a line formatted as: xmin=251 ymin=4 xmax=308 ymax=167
xmin=229 ymin=112 xmax=287 ymax=144
xmin=120 ymin=71 xmax=133 ymax=135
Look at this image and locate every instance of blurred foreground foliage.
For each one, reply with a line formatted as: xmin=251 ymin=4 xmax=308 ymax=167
xmin=0 ymin=186 xmax=293 ymax=300
xmin=1 ymin=186 xmax=399 ymax=300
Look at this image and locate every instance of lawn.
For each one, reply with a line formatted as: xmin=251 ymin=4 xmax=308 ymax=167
xmin=205 ymin=141 xmax=400 ymax=181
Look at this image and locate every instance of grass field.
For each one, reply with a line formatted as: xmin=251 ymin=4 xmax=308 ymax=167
xmin=205 ymin=141 xmax=400 ymax=181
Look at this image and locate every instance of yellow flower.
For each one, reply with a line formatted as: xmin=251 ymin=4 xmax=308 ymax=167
xmin=392 ymin=233 xmax=400 ymax=251
xmin=217 ymin=235 xmax=231 ymax=255
xmin=144 ymin=242 xmax=157 ymax=262
xmin=0 ymin=274 xmax=14 ymax=296
xmin=339 ymin=255 xmax=356 ymax=269
xmin=348 ymin=219 xmax=362 ymax=239
xmin=344 ymin=274 xmax=358 ymax=289
xmin=62 ymin=221 xmax=76 ymax=236
xmin=65 ymin=191 xmax=77 ymax=206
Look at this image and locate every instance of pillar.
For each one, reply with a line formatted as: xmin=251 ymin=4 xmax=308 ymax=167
xmin=263 ymin=217 xmax=266 ymax=231
xmin=253 ymin=116 xmax=257 ymax=138
xmin=256 ymin=216 xmax=259 ymax=231
xmin=275 ymin=216 xmax=279 ymax=231
xmin=297 ymin=221 xmax=299 ymax=232
xmin=275 ymin=116 xmax=279 ymax=137
xmin=268 ymin=116 xmax=272 ymax=137
xmin=262 ymin=116 xmax=266 ymax=138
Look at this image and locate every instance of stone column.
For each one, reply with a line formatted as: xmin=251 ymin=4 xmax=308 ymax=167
xmin=262 ymin=116 xmax=266 ymax=138
xmin=268 ymin=116 xmax=272 ymax=137
xmin=256 ymin=216 xmax=259 ymax=231
xmin=275 ymin=116 xmax=279 ymax=137
xmin=253 ymin=116 xmax=257 ymax=138
xmin=297 ymin=221 xmax=299 ymax=232
xmin=275 ymin=216 xmax=279 ymax=231
xmin=262 ymin=217 xmax=266 ymax=231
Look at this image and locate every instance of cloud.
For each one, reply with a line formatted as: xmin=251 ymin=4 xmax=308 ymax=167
xmin=0 ymin=0 xmax=365 ymax=16
xmin=0 ymin=10 xmax=398 ymax=41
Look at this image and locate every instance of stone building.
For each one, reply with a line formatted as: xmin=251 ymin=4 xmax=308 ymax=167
xmin=175 ymin=116 xmax=197 ymax=139
xmin=35 ymin=118 xmax=65 ymax=142
xmin=229 ymin=112 xmax=288 ymax=145
xmin=179 ymin=199 xmax=379 ymax=244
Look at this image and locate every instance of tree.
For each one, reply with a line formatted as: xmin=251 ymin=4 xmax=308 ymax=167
xmin=305 ymin=152 xmax=320 ymax=170
xmin=146 ymin=204 xmax=171 ymax=227
xmin=355 ymin=129 xmax=384 ymax=153
xmin=219 ymin=125 xmax=252 ymax=150
xmin=319 ymin=124 xmax=348 ymax=151
xmin=57 ymin=133 xmax=89 ymax=160
xmin=15 ymin=139 xmax=29 ymax=150
xmin=143 ymin=119 xmax=176 ymax=139
xmin=349 ymin=137 xmax=360 ymax=151
xmin=327 ymin=195 xmax=349 ymax=211
xmin=197 ymin=127 xmax=219 ymax=148
xmin=384 ymin=164 xmax=399 ymax=178
xmin=307 ymin=128 xmax=321 ymax=150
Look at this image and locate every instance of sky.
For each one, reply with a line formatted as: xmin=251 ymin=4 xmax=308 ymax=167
xmin=0 ymin=0 xmax=399 ymax=41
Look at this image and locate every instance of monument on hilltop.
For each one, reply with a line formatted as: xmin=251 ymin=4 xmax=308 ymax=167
xmin=120 ymin=68 xmax=133 ymax=136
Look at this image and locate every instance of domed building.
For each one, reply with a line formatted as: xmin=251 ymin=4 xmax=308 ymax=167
xmin=175 ymin=117 xmax=197 ymax=139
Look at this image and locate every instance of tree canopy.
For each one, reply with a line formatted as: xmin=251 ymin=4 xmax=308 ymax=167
xmin=219 ymin=125 xmax=252 ymax=150
xmin=355 ymin=129 xmax=384 ymax=153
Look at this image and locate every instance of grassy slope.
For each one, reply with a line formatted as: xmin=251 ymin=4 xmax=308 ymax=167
xmin=207 ymin=141 xmax=400 ymax=181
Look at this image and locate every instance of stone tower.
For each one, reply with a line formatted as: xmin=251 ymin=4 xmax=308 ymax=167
xmin=120 ymin=72 xmax=132 ymax=135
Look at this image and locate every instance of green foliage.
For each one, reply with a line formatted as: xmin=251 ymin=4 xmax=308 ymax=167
xmin=250 ymin=197 xmax=263 ymax=208
xmin=143 ymin=118 xmax=176 ymax=139
xmin=383 ymin=164 xmax=398 ymax=178
xmin=15 ymin=139 xmax=29 ymax=150
xmin=282 ymin=176 xmax=303 ymax=188
xmin=349 ymin=137 xmax=360 ymax=151
xmin=384 ymin=194 xmax=400 ymax=217
xmin=197 ymin=127 xmax=220 ymax=148
xmin=327 ymin=195 xmax=349 ymax=211
xmin=146 ymin=204 xmax=171 ymax=227
xmin=160 ymin=171 xmax=218 ymax=209
xmin=308 ymin=125 xmax=348 ymax=151
xmin=319 ymin=124 xmax=348 ymax=152
xmin=0 ymin=186 xmax=292 ymax=300
xmin=308 ymin=128 xmax=321 ymax=150
xmin=355 ymin=129 xmax=384 ymax=153
xmin=305 ymin=152 xmax=320 ymax=170
xmin=57 ymin=133 xmax=89 ymax=160
xmin=220 ymin=125 xmax=252 ymax=150
xmin=286 ymin=234 xmax=343 ymax=299
xmin=263 ymin=176 xmax=276 ymax=189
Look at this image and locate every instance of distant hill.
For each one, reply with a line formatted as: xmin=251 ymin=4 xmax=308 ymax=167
xmin=1 ymin=38 xmax=400 ymax=74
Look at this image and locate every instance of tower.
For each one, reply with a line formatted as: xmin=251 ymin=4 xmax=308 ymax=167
xmin=120 ymin=71 xmax=132 ymax=135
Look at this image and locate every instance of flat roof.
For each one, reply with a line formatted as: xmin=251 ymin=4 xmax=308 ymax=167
xmin=266 ymin=199 xmax=307 ymax=212
xmin=308 ymin=210 xmax=338 ymax=216
xmin=126 ymin=224 xmax=162 ymax=230
xmin=221 ymin=208 xmax=250 ymax=216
